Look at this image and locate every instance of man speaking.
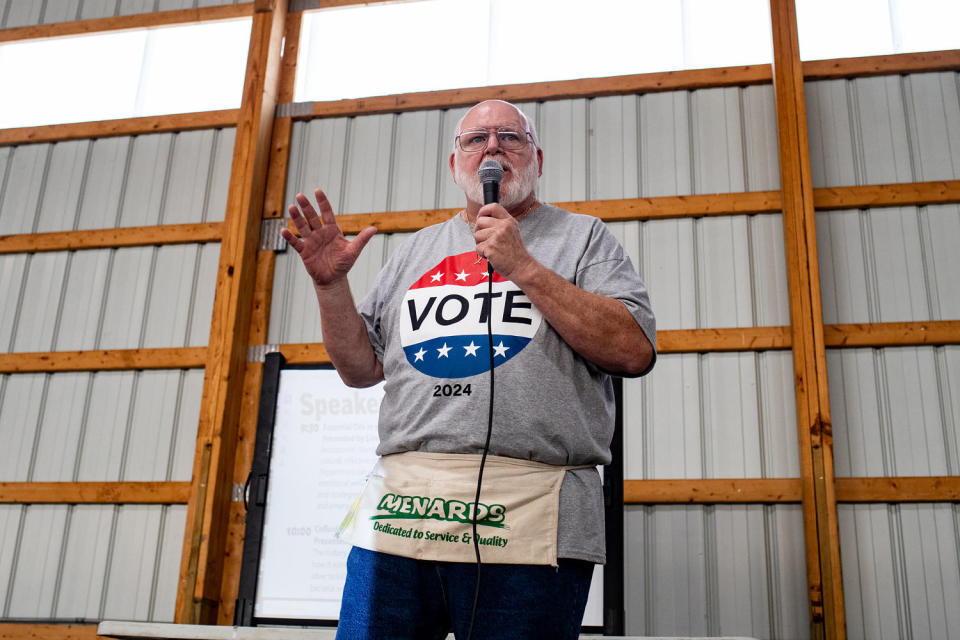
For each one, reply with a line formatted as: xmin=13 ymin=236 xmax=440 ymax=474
xmin=281 ymin=100 xmax=656 ymax=639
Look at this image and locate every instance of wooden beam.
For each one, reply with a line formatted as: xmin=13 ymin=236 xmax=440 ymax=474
xmin=265 ymin=320 xmax=960 ymax=367
xmin=813 ymin=180 xmax=960 ymax=210
xmin=282 ymin=181 xmax=958 ymax=239
xmin=218 ymin=9 xmax=302 ymax=625
xmin=0 ymin=3 xmax=254 ymax=43
xmin=0 ymin=223 xmax=222 ymax=254
xmin=5 ymin=179 xmax=956 ymax=258
xmin=824 ymin=321 xmax=960 ymax=348
xmin=325 ymin=191 xmax=783 ymax=236
xmin=217 ymin=255 xmax=277 ymax=626
xmin=770 ymin=0 xmax=843 ymax=635
xmin=0 ymin=624 xmax=98 ymax=640
xmin=657 ymin=327 xmax=791 ymax=352
xmin=261 ymin=10 xmax=302 ymax=221
xmin=297 ymin=65 xmax=772 ymax=119
xmin=0 ymin=482 xmax=190 ymax=504
xmin=622 ymin=477 xmax=960 ymax=505
xmin=276 ymin=342 xmax=330 ymax=364
xmin=0 ymin=347 xmax=207 ymax=374
xmin=803 ymin=49 xmax=960 ymax=81
xmin=0 ymin=110 xmax=239 ymax=146
xmin=177 ymin=0 xmax=287 ymax=626
xmin=836 ymin=476 xmax=960 ymax=503
xmin=274 ymin=328 xmax=792 ymax=366
xmin=624 ymin=478 xmax=802 ymax=504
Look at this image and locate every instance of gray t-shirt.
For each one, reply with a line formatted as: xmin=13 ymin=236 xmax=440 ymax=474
xmin=357 ymin=203 xmax=656 ymax=563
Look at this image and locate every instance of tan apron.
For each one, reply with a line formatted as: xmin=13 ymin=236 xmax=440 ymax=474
xmin=338 ymin=451 xmax=592 ymax=567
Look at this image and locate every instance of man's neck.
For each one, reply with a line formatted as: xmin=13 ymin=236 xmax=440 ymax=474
xmin=462 ymin=193 xmax=539 ymax=224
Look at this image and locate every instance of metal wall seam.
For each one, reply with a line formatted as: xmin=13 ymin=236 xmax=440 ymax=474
xmin=0 ymin=130 xmax=236 ymax=233
xmin=828 ymin=346 xmax=960 ymax=479
xmin=0 ymin=367 xmax=203 ymax=619
xmin=0 ymin=246 xmax=222 ymax=352
xmin=816 ymin=204 xmax=960 ymax=325
xmin=623 ymin=351 xmax=798 ymax=481
xmin=839 ymin=503 xmax=960 ymax=639
xmin=805 ymin=72 xmax=960 ymax=188
xmin=624 ymin=504 xmax=809 ymax=638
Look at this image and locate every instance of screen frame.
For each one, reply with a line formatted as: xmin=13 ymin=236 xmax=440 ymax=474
xmin=234 ymin=352 xmax=625 ymax=634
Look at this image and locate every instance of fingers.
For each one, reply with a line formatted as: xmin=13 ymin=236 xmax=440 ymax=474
xmin=294 ymin=193 xmax=319 ymax=228
xmin=348 ymin=225 xmax=377 ymax=259
xmin=280 ymin=227 xmax=304 ymax=253
xmin=314 ymin=189 xmax=338 ymax=227
xmin=290 ymin=189 xmax=340 ymax=232
xmin=477 ymin=203 xmax=510 ymax=220
xmin=288 ymin=203 xmax=311 ymax=236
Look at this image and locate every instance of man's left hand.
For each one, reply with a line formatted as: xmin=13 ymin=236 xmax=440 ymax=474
xmin=473 ymin=204 xmax=536 ymax=280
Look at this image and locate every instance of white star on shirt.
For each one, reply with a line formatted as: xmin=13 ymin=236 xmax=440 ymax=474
xmin=478 ymin=270 xmax=489 ymax=279
xmin=430 ymin=271 xmax=443 ymax=283
xmin=437 ymin=343 xmax=452 ymax=358
xmin=463 ymin=341 xmax=480 ymax=357
xmin=493 ymin=341 xmax=509 ymax=358
xmin=454 ymin=269 xmax=469 ymax=282
xmin=413 ymin=348 xmax=427 ymax=362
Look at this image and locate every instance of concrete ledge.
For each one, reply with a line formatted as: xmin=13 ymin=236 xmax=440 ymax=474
xmin=97 ymin=621 xmax=760 ymax=640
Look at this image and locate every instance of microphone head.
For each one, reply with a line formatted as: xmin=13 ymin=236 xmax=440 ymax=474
xmin=478 ymin=158 xmax=504 ymax=185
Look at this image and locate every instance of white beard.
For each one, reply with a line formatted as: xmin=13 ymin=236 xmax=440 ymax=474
xmin=455 ymin=155 xmax=538 ymax=209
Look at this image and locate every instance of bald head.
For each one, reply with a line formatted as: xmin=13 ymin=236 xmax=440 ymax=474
xmin=454 ymin=100 xmax=539 ymax=150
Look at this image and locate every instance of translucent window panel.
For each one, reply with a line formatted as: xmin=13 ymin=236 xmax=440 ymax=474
xmin=625 ymin=504 xmax=809 ymax=638
xmin=798 ymin=0 xmax=960 ymax=61
xmin=296 ymin=0 xmax=771 ymax=102
xmin=0 ymin=19 xmax=251 ymax=128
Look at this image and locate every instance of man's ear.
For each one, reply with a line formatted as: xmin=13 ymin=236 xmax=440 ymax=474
xmin=536 ymin=148 xmax=543 ymax=177
xmin=449 ymin=152 xmax=457 ymax=179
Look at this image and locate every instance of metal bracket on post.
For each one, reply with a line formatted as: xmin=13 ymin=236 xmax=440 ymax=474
xmin=247 ymin=345 xmax=281 ymax=363
xmin=259 ymin=218 xmax=288 ymax=252
xmin=275 ymin=102 xmax=315 ymax=119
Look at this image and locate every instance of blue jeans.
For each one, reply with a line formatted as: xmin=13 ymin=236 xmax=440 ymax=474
xmin=335 ymin=546 xmax=594 ymax=640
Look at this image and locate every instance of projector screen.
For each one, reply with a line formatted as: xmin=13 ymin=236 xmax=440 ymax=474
xmin=237 ymin=357 xmax=615 ymax=629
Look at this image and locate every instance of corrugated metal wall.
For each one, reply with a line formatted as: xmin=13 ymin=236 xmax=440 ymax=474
xmin=808 ymin=72 xmax=960 ymax=639
xmin=0 ymin=0 xmax=243 ymax=28
xmin=0 ymin=129 xmax=232 ymax=621
xmin=271 ymin=87 xmax=812 ymax=639
xmin=806 ymin=72 xmax=960 ymax=187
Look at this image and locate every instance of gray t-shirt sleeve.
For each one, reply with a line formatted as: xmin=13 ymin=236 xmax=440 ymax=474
xmin=357 ymin=287 xmax=384 ymax=361
xmin=575 ymin=219 xmax=657 ymax=377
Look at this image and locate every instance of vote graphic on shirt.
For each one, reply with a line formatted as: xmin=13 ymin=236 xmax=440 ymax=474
xmin=400 ymin=252 xmax=542 ymax=378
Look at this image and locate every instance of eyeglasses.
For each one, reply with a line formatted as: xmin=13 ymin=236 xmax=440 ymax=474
xmin=456 ymin=128 xmax=533 ymax=152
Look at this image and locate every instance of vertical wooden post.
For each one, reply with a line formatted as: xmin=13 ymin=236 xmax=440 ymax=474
xmin=216 ymin=9 xmax=302 ymax=624
xmin=768 ymin=1 xmax=845 ymax=638
xmin=176 ymin=0 xmax=288 ymax=624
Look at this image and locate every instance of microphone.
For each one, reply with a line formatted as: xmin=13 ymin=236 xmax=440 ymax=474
xmin=478 ymin=158 xmax=503 ymax=205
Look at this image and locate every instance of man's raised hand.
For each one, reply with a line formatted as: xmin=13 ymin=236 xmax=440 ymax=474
xmin=281 ymin=189 xmax=377 ymax=288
